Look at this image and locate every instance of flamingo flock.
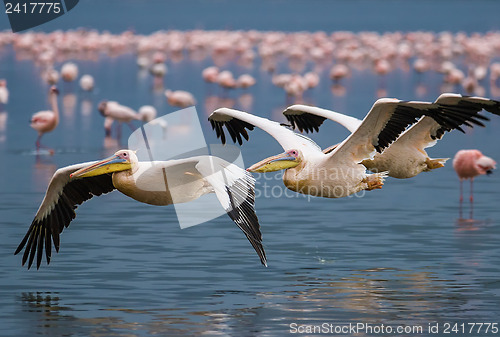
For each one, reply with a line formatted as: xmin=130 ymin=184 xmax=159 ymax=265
xmin=2 ymin=29 xmax=499 ymax=268
xmin=1 ymin=29 xmax=500 ymax=97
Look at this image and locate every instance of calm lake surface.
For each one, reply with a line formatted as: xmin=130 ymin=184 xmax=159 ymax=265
xmin=1 ymin=1 xmax=500 ymax=336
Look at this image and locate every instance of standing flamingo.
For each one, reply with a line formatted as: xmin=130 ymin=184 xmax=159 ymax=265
xmin=0 ymin=79 xmax=8 ymax=110
xmin=30 ymin=86 xmax=60 ymax=152
xmin=79 ymin=74 xmax=94 ymax=92
xmin=61 ymin=62 xmax=79 ymax=82
xmin=98 ymin=101 xmax=140 ymax=138
xmin=165 ymin=89 xmax=196 ymax=108
xmin=453 ymin=149 xmax=496 ymax=203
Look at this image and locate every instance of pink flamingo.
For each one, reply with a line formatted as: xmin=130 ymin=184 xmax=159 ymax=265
xmin=237 ymin=74 xmax=256 ymax=89
xmin=164 ymin=89 xmax=196 ymax=108
xmin=79 ymin=74 xmax=94 ymax=92
xmin=43 ymin=69 xmax=59 ymax=85
xmin=453 ymin=149 xmax=496 ymax=203
xmin=61 ymin=62 xmax=78 ymax=82
xmin=0 ymin=79 xmax=8 ymax=109
xmin=330 ymin=64 xmax=350 ymax=82
xmin=217 ymin=70 xmax=237 ymax=91
xmin=30 ymin=86 xmax=59 ymax=152
xmin=202 ymin=66 xmax=219 ymax=83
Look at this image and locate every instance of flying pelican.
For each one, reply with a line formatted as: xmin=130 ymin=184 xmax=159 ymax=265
xmin=14 ymin=150 xmax=267 ymax=269
xmin=208 ymin=100 xmax=461 ymax=199
xmin=282 ymin=94 xmax=500 ymax=178
xmin=30 ymin=86 xmax=60 ymax=151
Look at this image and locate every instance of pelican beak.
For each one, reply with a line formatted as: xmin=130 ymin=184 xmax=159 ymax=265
xmin=247 ymin=152 xmax=300 ymax=173
xmin=70 ymin=155 xmax=131 ymax=179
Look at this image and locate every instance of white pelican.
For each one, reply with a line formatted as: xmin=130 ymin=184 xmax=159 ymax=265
xmin=283 ymin=94 xmax=500 ymax=178
xmin=208 ymin=100 xmax=460 ymax=199
xmin=15 ymin=150 xmax=266 ymax=269
xmin=30 ymin=86 xmax=60 ymax=151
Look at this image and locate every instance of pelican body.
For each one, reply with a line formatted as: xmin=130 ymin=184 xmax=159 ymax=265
xmin=284 ymin=94 xmax=500 ymax=179
xmin=15 ymin=150 xmax=266 ymax=269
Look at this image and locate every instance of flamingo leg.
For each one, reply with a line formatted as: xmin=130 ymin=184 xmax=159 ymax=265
xmin=469 ymin=178 xmax=474 ymax=203
xmin=117 ymin=122 xmax=122 ymax=140
xmin=35 ymin=134 xmax=54 ymax=155
xmin=459 ymin=179 xmax=464 ymax=203
xmin=35 ymin=134 xmax=42 ymax=150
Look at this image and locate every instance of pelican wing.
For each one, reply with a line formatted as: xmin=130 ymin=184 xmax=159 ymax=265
xmin=327 ymin=98 xmax=460 ymax=163
xmin=195 ymin=156 xmax=267 ymax=266
xmin=209 ymin=108 xmax=321 ymax=153
xmin=393 ymin=94 xmax=500 ymax=152
xmin=431 ymin=93 xmax=500 ymax=139
xmin=392 ymin=116 xmax=443 ymax=151
xmin=15 ymin=162 xmax=115 ymax=269
xmin=283 ymin=104 xmax=362 ymax=133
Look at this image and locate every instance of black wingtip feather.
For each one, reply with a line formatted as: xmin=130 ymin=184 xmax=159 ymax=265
xmin=429 ymin=98 xmax=500 ymax=139
xmin=208 ymin=118 xmax=254 ymax=146
xmin=16 ymin=173 xmax=115 ymax=269
xmin=225 ymin=178 xmax=267 ymax=267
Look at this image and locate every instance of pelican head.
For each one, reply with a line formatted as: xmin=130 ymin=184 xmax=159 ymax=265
xmin=247 ymin=149 xmax=301 ymax=173
xmin=70 ymin=150 xmax=136 ymax=179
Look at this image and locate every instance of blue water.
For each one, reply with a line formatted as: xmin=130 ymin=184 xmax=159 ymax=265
xmin=1 ymin=1 xmax=500 ymax=337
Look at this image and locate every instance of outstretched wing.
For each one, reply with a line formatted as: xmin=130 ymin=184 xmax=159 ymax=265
xmin=283 ymin=104 xmax=362 ymax=134
xmin=208 ymin=108 xmax=321 ymax=154
xmin=195 ymin=156 xmax=267 ymax=266
xmin=15 ymin=162 xmax=115 ymax=270
xmin=431 ymin=93 xmax=500 ymax=139
xmin=395 ymin=94 xmax=500 ymax=151
xmin=327 ymin=98 xmax=459 ymax=163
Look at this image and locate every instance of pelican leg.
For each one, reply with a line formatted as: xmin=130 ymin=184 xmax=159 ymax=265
xmin=425 ymin=157 xmax=448 ymax=171
xmin=363 ymin=173 xmax=385 ymax=190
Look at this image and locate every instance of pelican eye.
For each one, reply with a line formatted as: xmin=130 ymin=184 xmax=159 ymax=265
xmin=289 ymin=150 xmax=298 ymax=157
